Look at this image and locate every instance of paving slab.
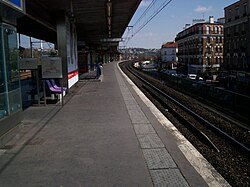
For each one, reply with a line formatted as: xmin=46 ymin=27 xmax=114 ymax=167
xmin=133 ymin=124 xmax=156 ymax=135
xmin=143 ymin=148 xmax=177 ymax=169
xmin=150 ymin=169 xmax=190 ymax=187
xmin=137 ymin=134 xmax=165 ymax=149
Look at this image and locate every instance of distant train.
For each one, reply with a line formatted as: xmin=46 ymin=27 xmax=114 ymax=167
xmin=133 ymin=61 xmax=156 ymax=70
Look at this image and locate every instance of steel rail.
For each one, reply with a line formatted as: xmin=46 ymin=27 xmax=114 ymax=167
xmin=142 ymin=84 xmax=220 ymax=152
xmin=122 ymin=61 xmax=250 ymax=155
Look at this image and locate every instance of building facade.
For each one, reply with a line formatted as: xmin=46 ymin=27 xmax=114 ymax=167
xmin=175 ymin=17 xmax=224 ymax=75
xmin=224 ymin=0 xmax=249 ymax=73
xmin=160 ymin=41 xmax=178 ymax=69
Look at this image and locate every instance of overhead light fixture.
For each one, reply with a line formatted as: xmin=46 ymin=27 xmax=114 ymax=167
xmin=107 ymin=0 xmax=112 ymax=38
xmin=107 ymin=2 xmax=112 ymax=17
xmin=107 ymin=17 xmax=111 ymax=25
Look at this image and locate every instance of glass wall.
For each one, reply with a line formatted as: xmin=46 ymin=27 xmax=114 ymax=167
xmin=0 ymin=23 xmax=7 ymax=119
xmin=0 ymin=23 xmax=22 ymax=120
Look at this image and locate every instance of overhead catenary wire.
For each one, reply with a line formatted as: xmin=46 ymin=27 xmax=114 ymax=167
xmin=134 ymin=0 xmax=173 ymax=36
xmin=133 ymin=0 xmax=157 ymax=27
xmin=124 ymin=0 xmax=174 ymax=47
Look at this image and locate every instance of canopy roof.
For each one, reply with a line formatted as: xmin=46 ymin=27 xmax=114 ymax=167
xmin=17 ymin=0 xmax=141 ymax=48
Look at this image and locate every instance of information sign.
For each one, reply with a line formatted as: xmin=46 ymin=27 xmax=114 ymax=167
xmin=42 ymin=56 xmax=63 ymax=79
xmin=19 ymin=58 xmax=38 ymax=70
xmin=3 ymin=0 xmax=23 ymax=10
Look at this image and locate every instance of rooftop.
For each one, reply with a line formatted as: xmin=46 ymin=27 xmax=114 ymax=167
xmin=162 ymin=41 xmax=177 ymax=48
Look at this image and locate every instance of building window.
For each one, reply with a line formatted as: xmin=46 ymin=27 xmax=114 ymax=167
xmin=228 ymin=41 xmax=231 ymax=49
xmin=234 ymin=25 xmax=239 ymax=36
xmin=214 ymin=26 xmax=218 ymax=34
xmin=198 ymin=26 xmax=202 ymax=34
xmin=207 ymin=47 xmax=211 ymax=53
xmin=207 ymin=58 xmax=210 ymax=65
xmin=199 ymin=36 xmax=202 ymax=43
xmin=216 ymin=37 xmax=218 ymax=43
xmin=242 ymin=23 xmax=246 ymax=35
xmin=206 ymin=26 xmax=210 ymax=34
xmin=218 ymin=27 xmax=222 ymax=34
xmin=207 ymin=36 xmax=211 ymax=43
xmin=228 ymin=9 xmax=232 ymax=22
xmin=218 ymin=47 xmax=221 ymax=53
xmin=235 ymin=7 xmax=239 ymax=19
xmin=218 ymin=37 xmax=221 ymax=43
xmin=226 ymin=28 xmax=230 ymax=36
xmin=243 ymin=3 xmax=247 ymax=16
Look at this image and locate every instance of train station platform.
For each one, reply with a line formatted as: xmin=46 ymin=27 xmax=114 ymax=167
xmin=0 ymin=61 xmax=230 ymax=186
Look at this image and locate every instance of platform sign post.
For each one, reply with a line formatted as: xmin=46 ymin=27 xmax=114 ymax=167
xmin=19 ymin=58 xmax=42 ymax=106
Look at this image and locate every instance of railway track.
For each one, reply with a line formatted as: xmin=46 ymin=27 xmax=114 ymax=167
xmin=119 ymin=60 xmax=250 ymax=187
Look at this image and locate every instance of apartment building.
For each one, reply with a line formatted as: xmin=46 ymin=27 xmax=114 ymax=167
xmin=175 ymin=16 xmax=224 ymax=74
xmin=160 ymin=41 xmax=178 ymax=69
xmin=224 ymin=0 xmax=249 ymax=73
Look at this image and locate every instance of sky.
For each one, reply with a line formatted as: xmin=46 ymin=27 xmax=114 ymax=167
xmin=121 ymin=0 xmax=237 ymax=49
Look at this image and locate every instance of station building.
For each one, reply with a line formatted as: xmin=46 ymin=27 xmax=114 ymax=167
xmin=0 ymin=0 xmax=25 ymax=138
xmin=0 ymin=0 xmax=141 ymax=140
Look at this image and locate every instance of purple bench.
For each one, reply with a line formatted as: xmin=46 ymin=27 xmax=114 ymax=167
xmin=45 ymin=80 xmax=62 ymax=93
xmin=50 ymin=79 xmax=67 ymax=91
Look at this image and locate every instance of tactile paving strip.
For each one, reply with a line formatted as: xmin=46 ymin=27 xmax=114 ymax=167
xmin=137 ymin=134 xmax=165 ymax=148
xmin=126 ymin=104 xmax=141 ymax=111
xmin=128 ymin=109 xmax=150 ymax=124
xmin=116 ymin=66 xmax=190 ymax=186
xmin=150 ymin=169 xmax=190 ymax=187
xmin=121 ymin=91 xmax=133 ymax=99
xmin=143 ymin=148 xmax=177 ymax=169
xmin=133 ymin=124 xmax=156 ymax=135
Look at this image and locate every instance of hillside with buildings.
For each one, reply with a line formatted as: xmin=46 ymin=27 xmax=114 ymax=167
xmin=120 ymin=48 xmax=160 ymax=61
